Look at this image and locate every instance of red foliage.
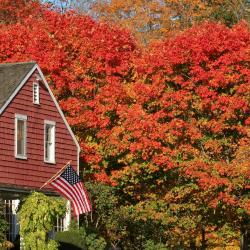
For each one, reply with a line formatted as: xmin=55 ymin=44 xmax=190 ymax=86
xmin=125 ymin=21 xmax=250 ymax=216
xmin=0 ymin=0 xmax=42 ymax=24
xmin=0 ymin=0 xmax=137 ymax=183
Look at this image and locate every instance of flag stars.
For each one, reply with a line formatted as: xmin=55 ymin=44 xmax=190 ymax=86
xmin=61 ymin=166 xmax=80 ymax=185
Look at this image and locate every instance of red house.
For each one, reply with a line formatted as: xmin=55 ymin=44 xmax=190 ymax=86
xmin=0 ymin=62 xmax=80 ymax=241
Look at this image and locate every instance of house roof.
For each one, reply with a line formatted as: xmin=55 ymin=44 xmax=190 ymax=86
xmin=0 ymin=62 xmax=36 ymax=109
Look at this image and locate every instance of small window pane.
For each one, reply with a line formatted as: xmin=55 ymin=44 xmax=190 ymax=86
xmin=15 ymin=115 xmax=27 ymax=158
xmin=45 ymin=123 xmax=55 ymax=162
xmin=17 ymin=121 xmax=24 ymax=155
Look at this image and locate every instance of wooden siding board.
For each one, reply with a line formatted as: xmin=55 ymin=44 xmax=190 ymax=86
xmin=0 ymin=69 xmax=78 ymax=191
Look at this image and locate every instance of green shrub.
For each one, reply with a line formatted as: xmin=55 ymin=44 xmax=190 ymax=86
xmin=18 ymin=192 xmax=66 ymax=250
xmin=0 ymin=199 xmax=7 ymax=246
xmin=144 ymin=240 xmax=169 ymax=250
xmin=55 ymin=226 xmax=106 ymax=250
xmin=55 ymin=230 xmax=87 ymax=250
xmin=84 ymin=232 xmax=106 ymax=250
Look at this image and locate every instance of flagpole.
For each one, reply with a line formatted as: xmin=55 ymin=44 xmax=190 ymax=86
xmin=40 ymin=161 xmax=71 ymax=190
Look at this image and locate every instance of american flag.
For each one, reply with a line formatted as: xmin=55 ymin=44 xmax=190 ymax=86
xmin=50 ymin=164 xmax=92 ymax=216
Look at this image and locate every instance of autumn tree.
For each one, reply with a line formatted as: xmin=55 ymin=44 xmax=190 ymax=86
xmin=45 ymin=0 xmax=250 ymax=43
xmin=91 ymin=0 xmax=250 ymax=44
xmin=107 ymin=21 xmax=250 ymax=247
xmin=0 ymin=0 xmax=249 ymax=248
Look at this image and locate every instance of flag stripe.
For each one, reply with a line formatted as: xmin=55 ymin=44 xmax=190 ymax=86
xmin=54 ymin=178 xmax=85 ymax=215
xmin=75 ymin=182 xmax=90 ymax=212
xmin=59 ymin=177 xmax=86 ymax=214
xmin=79 ymin=183 xmax=92 ymax=212
xmin=50 ymin=179 xmax=80 ymax=215
xmin=73 ymin=183 xmax=87 ymax=213
xmin=81 ymin=183 xmax=92 ymax=211
xmin=52 ymin=182 xmax=79 ymax=216
xmin=52 ymin=178 xmax=82 ymax=215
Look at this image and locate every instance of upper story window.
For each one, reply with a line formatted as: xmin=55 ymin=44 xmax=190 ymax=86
xmin=44 ymin=120 xmax=56 ymax=163
xmin=33 ymin=82 xmax=39 ymax=104
xmin=15 ymin=114 xmax=27 ymax=159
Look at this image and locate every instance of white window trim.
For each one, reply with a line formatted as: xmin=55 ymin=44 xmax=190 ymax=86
xmin=15 ymin=114 xmax=27 ymax=159
xmin=44 ymin=120 xmax=56 ymax=164
xmin=33 ymin=82 xmax=40 ymax=104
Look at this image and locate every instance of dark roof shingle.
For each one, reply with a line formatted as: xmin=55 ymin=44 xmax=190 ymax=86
xmin=0 ymin=62 xmax=36 ymax=110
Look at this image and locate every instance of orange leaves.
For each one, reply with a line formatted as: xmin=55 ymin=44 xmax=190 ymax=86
xmin=92 ymin=171 xmax=116 ymax=186
xmin=92 ymin=0 xmax=250 ymax=45
xmin=241 ymin=200 xmax=250 ymax=215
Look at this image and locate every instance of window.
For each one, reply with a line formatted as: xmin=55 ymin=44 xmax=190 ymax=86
xmin=44 ymin=120 xmax=55 ymax=163
xmin=33 ymin=82 xmax=39 ymax=104
xmin=15 ymin=114 xmax=27 ymax=159
xmin=54 ymin=215 xmax=65 ymax=232
xmin=3 ymin=200 xmax=20 ymax=242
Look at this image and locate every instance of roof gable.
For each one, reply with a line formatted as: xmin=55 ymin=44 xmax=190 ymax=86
xmin=0 ymin=62 xmax=36 ymax=109
xmin=0 ymin=62 xmax=80 ymax=152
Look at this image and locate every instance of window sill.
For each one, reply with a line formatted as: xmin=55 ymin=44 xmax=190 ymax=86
xmin=15 ymin=155 xmax=27 ymax=160
xmin=44 ymin=160 xmax=56 ymax=165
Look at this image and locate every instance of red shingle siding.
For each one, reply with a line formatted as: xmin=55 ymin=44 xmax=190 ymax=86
xmin=0 ymin=70 xmax=78 ymax=191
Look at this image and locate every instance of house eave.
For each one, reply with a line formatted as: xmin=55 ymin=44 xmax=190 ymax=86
xmin=0 ymin=184 xmax=59 ymax=198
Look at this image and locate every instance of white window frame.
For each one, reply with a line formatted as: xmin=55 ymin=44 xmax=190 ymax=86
xmin=15 ymin=114 xmax=27 ymax=159
xmin=33 ymin=82 xmax=40 ymax=104
xmin=44 ymin=120 xmax=56 ymax=164
xmin=3 ymin=199 xmax=20 ymax=242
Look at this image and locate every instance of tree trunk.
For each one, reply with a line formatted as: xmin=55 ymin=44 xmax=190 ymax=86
xmin=190 ymin=240 xmax=196 ymax=250
xmin=201 ymin=226 xmax=206 ymax=250
xmin=240 ymin=228 xmax=249 ymax=250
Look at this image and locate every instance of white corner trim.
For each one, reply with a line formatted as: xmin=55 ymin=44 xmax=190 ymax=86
xmin=77 ymin=147 xmax=80 ymax=175
xmin=0 ymin=63 xmax=81 ymax=152
xmin=64 ymin=200 xmax=71 ymax=230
